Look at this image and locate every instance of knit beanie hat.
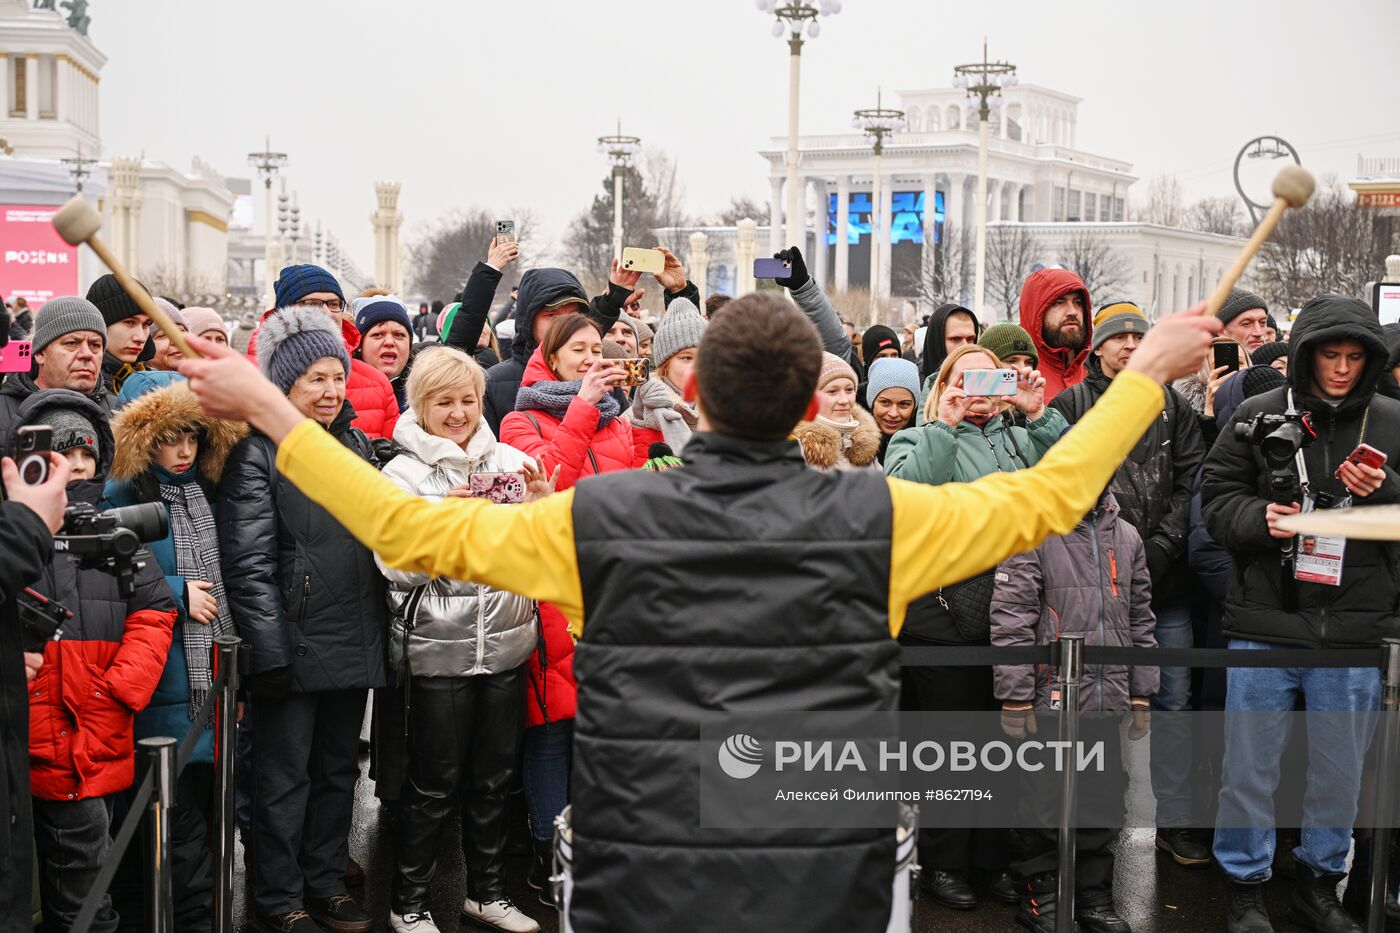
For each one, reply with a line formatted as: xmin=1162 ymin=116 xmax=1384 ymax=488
xmin=181 ymin=307 xmax=226 ymax=340
xmin=152 ymin=297 xmax=187 ymax=330
xmin=273 ymin=264 xmax=344 ymax=310
xmin=32 ymin=296 xmax=106 ymax=353
xmin=1091 ymin=302 xmax=1149 ymax=351
xmin=817 ymin=351 xmax=858 ymax=393
xmin=1240 ymin=364 xmax=1286 ymax=399
xmin=652 ymin=298 xmax=707 ymax=368
xmin=861 ymin=325 xmax=901 ymax=364
xmin=1218 ymin=288 xmax=1267 ymax=327
xmin=1250 ymin=341 xmax=1289 ymax=368
xmin=865 ymin=357 xmax=921 ymax=408
xmin=256 ymin=305 xmax=352 ymax=394
xmin=86 ymin=273 xmax=151 ymax=326
xmin=34 ymin=404 xmax=100 ymax=459
xmin=978 ymin=323 xmax=1037 ymax=367
xmin=352 ymin=294 xmax=412 ymax=336
xmin=1266 ymin=313 xmax=1280 ymax=336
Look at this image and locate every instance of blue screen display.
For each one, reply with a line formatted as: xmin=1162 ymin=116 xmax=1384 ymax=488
xmin=827 ymin=190 xmax=942 ymax=246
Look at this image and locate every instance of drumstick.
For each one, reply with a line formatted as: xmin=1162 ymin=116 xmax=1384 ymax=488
xmin=50 ymin=194 xmax=202 ymax=360
xmin=1202 ymin=165 xmax=1315 ymax=319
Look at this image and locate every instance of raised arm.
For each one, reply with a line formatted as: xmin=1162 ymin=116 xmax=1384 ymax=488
xmin=775 ymin=247 xmax=858 ymax=369
xmin=444 ymin=246 xmax=510 ymax=352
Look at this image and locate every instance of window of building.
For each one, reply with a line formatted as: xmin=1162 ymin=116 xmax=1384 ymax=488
xmin=37 ymin=55 xmax=55 ymax=119
xmin=1084 ymin=193 xmax=1096 ymax=223
xmin=11 ymin=56 xmax=26 ymax=117
xmin=1052 ymin=186 xmax=1065 ymax=222
xmin=1101 ymin=198 xmax=1112 ymax=221
xmin=1113 ymin=197 xmax=1125 ymax=222
xmin=1067 ymin=191 xmax=1081 ymax=222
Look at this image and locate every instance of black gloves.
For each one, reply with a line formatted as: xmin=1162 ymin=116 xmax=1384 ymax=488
xmin=255 ymin=665 xmax=294 ymax=701
xmin=773 ymin=247 xmax=810 ymax=292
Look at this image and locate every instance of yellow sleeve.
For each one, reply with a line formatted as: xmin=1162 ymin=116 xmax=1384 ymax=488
xmin=886 ymin=370 xmax=1164 ymax=636
xmin=275 ymin=420 xmax=586 ymax=633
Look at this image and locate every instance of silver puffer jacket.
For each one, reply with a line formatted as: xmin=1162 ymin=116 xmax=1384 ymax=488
xmin=377 ymin=413 xmax=538 ymax=677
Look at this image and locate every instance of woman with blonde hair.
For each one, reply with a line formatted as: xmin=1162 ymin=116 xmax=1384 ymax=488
xmin=883 ymin=342 xmax=1066 ymax=910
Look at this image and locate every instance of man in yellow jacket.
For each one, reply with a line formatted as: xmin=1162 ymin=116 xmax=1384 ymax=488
xmin=180 ymin=294 xmax=1216 ymax=933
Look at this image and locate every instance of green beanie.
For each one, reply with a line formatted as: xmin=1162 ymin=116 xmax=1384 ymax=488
xmin=978 ymin=322 xmax=1038 ymax=367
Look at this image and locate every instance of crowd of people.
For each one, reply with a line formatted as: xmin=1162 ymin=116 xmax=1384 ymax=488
xmin=0 ymin=229 xmax=1396 ymax=933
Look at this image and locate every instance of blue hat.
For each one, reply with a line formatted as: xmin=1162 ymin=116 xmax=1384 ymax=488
xmin=256 ymin=306 xmax=352 ymax=394
xmin=115 ymin=369 xmax=185 ymax=410
xmin=351 ymin=294 xmax=412 ymax=336
xmin=866 ymin=357 xmax=921 ymax=408
xmin=273 ymin=264 xmax=344 ymax=310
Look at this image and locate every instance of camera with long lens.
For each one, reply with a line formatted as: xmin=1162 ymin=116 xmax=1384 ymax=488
xmin=1234 ymin=408 xmax=1317 ymax=502
xmin=53 ymin=501 xmax=168 ymax=598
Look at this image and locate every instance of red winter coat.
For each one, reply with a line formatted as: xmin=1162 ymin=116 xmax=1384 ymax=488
xmin=1019 ymin=268 xmax=1093 ymax=401
xmin=526 ymin=602 xmax=576 ymax=728
xmin=499 ymin=349 xmax=646 ymax=491
xmin=247 ymin=309 xmax=400 ymax=440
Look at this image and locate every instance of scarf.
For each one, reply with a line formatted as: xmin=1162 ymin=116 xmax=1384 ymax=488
xmin=814 ymin=413 xmax=861 ymax=453
xmin=155 ymin=466 xmax=233 ymax=718
xmin=515 ymin=377 xmax=621 ymax=429
xmin=628 ymin=377 xmax=699 ymax=453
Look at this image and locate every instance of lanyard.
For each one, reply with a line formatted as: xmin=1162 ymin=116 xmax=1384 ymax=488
xmin=1286 ymin=389 xmax=1369 ymax=498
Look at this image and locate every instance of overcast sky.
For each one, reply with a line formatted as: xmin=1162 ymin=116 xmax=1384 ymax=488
xmin=92 ymin=0 xmax=1400 ymax=275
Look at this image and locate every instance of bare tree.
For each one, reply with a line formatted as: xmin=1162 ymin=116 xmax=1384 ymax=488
xmin=642 ymin=148 xmax=687 ymax=251
xmin=1256 ymin=175 xmax=1393 ymax=312
xmin=984 ymin=223 xmax=1043 ymax=321
xmin=1137 ymin=174 xmax=1186 ymax=227
xmin=407 ymin=207 xmax=543 ymax=303
xmin=1185 ymin=196 xmax=1247 ymax=237
xmin=710 ymin=195 xmax=769 ymax=227
xmin=563 ymin=147 xmax=691 ymax=281
xmin=1058 ymin=228 xmax=1132 ymax=300
xmin=898 ymin=222 xmax=969 ymax=309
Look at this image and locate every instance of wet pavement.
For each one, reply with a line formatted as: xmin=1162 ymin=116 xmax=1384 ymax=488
xmin=230 ymin=736 xmax=1355 ymax=932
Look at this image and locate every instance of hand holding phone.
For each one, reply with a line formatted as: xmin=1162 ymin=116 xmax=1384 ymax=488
xmin=961 ymin=369 xmax=1019 ymax=397
xmin=617 ymin=358 xmax=651 ymax=388
xmin=1342 ymin=443 xmax=1386 ymax=473
xmin=621 ymin=247 xmax=665 ymax=275
xmin=466 ymin=472 xmax=526 ymax=504
xmin=495 ymin=220 xmax=515 ymax=244
xmin=753 ymin=258 xmax=791 ymax=279
xmin=1212 ymin=341 xmax=1241 ymax=375
xmin=14 ymin=426 xmax=51 ymax=486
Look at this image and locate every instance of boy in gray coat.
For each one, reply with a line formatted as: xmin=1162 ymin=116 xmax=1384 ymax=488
xmin=990 ymin=489 xmax=1159 ymax=933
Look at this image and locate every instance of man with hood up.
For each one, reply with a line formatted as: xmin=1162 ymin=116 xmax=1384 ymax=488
xmin=1203 ymin=295 xmax=1400 ymax=933
xmin=918 ymin=302 xmax=981 ymax=406
xmin=1019 ymin=268 xmax=1093 ymax=401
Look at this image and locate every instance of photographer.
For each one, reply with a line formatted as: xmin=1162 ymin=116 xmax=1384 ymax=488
xmin=0 ymin=451 xmax=68 ymax=933
xmin=1202 ymin=295 xmax=1400 ymax=933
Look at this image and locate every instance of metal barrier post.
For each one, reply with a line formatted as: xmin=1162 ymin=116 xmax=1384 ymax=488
xmin=1367 ymin=639 xmax=1400 ymax=933
xmin=139 ymin=737 xmax=177 ymax=933
xmin=211 ymin=635 xmax=243 ymax=933
xmin=1055 ymin=634 xmax=1085 ymax=933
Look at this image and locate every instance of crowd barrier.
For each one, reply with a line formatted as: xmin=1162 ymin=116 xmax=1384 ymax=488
xmin=69 ymin=634 xmax=1400 ymax=933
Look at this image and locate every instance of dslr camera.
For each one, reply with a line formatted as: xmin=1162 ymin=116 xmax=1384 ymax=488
xmin=1234 ymin=408 xmax=1317 ymax=502
xmin=53 ymin=501 xmax=168 ymax=598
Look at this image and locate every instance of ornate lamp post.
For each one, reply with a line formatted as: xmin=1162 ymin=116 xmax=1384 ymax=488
xmin=1233 ymin=136 xmax=1301 ymax=225
xmin=757 ymin=0 xmax=841 ymax=250
xmin=852 ymin=89 xmax=905 ymax=322
xmin=597 ymin=121 xmax=641 ymax=263
xmin=60 ymin=144 xmax=97 ymax=193
xmin=953 ymin=40 xmax=1016 ymax=314
xmin=247 ymin=136 xmax=288 ymax=307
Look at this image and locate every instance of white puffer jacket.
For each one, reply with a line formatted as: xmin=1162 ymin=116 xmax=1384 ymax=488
xmin=378 ymin=413 xmax=538 ymax=677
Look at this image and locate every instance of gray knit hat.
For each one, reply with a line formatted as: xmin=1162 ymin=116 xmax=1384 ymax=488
xmin=865 ymin=357 xmax=921 ymax=408
xmin=33 ymin=404 xmax=101 ymax=460
xmin=32 ymin=296 xmax=106 ymax=353
xmin=256 ymin=306 xmax=351 ymax=394
xmin=152 ymin=297 xmax=187 ymax=330
xmin=651 ymin=298 xmax=706 ymax=368
xmin=618 ymin=311 xmax=653 ymax=348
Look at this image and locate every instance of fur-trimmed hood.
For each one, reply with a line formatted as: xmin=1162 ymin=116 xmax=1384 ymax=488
xmin=1171 ymin=372 xmax=1209 ymax=415
xmin=793 ymin=407 xmax=882 ymax=471
xmin=108 ymin=376 xmax=248 ymax=484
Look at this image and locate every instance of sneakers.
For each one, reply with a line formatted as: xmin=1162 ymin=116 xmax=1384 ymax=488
xmin=1017 ymin=876 xmax=1082 ymax=933
xmin=389 ymin=910 xmax=441 ymax=933
xmin=306 ymin=894 xmax=373 ymax=933
xmin=461 ymin=896 xmax=542 ymax=933
xmin=1293 ymin=864 xmax=1362 ymax=933
xmin=253 ymin=910 xmax=321 ymax=933
xmin=1156 ymin=828 xmax=1212 ymax=867
xmin=1225 ymin=879 xmax=1276 ymax=933
xmin=920 ymin=868 xmax=977 ymax=910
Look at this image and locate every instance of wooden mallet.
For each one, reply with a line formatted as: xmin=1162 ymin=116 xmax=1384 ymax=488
xmin=1202 ymin=165 xmax=1315 ymax=319
xmin=50 ymin=194 xmax=202 ymax=359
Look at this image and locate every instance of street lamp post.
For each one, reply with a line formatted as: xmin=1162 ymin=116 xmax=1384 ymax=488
xmin=597 ymin=121 xmax=641 ymax=263
xmin=60 ymin=144 xmax=97 ymax=193
xmin=247 ymin=136 xmax=288 ymax=308
xmin=758 ymin=0 xmax=841 ymax=251
xmin=852 ymin=90 xmax=905 ymax=324
xmin=954 ymin=40 xmax=1016 ymax=316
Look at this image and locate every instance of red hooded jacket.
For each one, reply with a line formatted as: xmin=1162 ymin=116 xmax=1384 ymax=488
xmin=1018 ymin=268 xmax=1093 ymax=401
xmin=247 ymin=309 xmax=400 ymax=440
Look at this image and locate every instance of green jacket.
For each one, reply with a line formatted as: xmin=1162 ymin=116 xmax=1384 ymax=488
xmin=885 ymin=407 xmax=1068 ymax=485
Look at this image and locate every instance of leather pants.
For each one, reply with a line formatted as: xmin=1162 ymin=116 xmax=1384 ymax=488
xmin=391 ymin=668 xmax=525 ymax=912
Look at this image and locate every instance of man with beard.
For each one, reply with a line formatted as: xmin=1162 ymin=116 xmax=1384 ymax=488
xmin=1019 ymin=268 xmax=1092 ymax=400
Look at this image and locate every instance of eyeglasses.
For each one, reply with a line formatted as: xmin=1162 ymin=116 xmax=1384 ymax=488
xmin=298 ymin=297 xmax=345 ymax=312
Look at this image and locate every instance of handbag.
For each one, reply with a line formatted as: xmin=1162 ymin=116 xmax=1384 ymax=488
xmin=937 ymin=570 xmax=996 ymax=643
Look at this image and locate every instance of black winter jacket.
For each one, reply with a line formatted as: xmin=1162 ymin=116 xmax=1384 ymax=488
xmin=0 ymin=371 xmax=110 ymax=444
xmin=217 ymin=402 xmax=388 ymax=692
xmin=1052 ymin=358 xmax=1204 ymax=604
xmin=1202 ymin=295 xmax=1400 ymax=648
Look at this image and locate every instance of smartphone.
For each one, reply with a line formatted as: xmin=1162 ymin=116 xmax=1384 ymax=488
xmin=753 ymin=257 xmax=791 ymax=279
xmin=14 ymin=425 xmax=51 ymax=486
xmin=962 ymin=368 xmax=1019 ymax=397
xmin=621 ymin=247 xmax=665 ymax=274
xmin=1213 ymin=341 xmax=1241 ymax=375
xmin=466 ymin=472 xmax=526 ymax=504
xmin=617 ymin=358 xmax=651 ymax=388
xmin=1344 ymin=443 xmax=1387 ymax=472
xmin=495 ymin=220 xmax=515 ymax=245
xmin=0 ymin=339 xmax=31 ymax=374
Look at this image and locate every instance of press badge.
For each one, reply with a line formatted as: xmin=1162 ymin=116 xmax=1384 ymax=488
xmin=1294 ymin=494 xmax=1349 ymax=587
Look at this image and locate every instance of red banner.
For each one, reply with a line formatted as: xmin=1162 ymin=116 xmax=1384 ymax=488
xmin=0 ymin=205 xmax=78 ymax=307
xmin=1356 ymin=190 xmax=1400 ymax=209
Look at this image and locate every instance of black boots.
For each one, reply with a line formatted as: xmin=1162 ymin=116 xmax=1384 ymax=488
xmin=1016 ymin=875 xmax=1081 ymax=933
xmin=526 ymin=839 xmax=554 ymax=908
xmin=1293 ymin=863 xmax=1362 ymax=933
xmin=1225 ymin=879 xmax=1275 ymax=933
xmin=1076 ymin=899 xmax=1132 ymax=933
xmin=921 ymin=868 xmax=977 ymax=910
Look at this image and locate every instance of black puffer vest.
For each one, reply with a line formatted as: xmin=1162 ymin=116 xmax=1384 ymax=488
xmin=567 ymin=431 xmax=899 ymax=933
